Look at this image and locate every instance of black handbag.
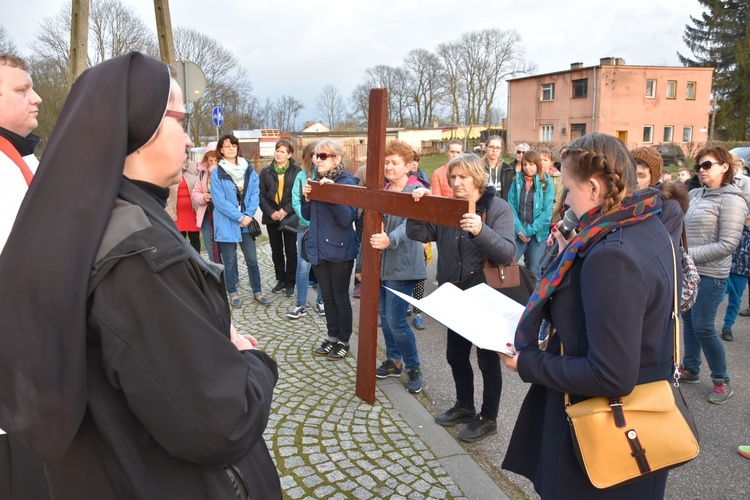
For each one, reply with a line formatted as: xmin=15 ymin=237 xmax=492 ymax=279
xmin=279 ymin=213 xmax=305 ymax=233
xmin=247 ymin=218 xmax=262 ymax=238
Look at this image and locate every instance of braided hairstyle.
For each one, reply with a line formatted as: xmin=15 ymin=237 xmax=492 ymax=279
xmin=561 ymin=133 xmax=636 ymax=212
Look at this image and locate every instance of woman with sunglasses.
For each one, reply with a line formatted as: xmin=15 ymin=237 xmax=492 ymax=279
xmin=212 ymin=134 xmax=270 ymax=308
xmin=0 ymin=53 xmax=281 ymax=498
xmin=302 ymin=139 xmax=358 ymax=360
xmin=679 ymin=145 xmax=750 ymax=404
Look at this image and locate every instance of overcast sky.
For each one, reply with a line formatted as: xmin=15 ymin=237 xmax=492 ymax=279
xmin=4 ymin=0 xmax=706 ymax=124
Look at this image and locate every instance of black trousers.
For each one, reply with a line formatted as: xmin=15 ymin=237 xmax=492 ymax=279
xmin=313 ymin=260 xmax=354 ymax=343
xmin=266 ymin=223 xmax=297 ymax=285
xmin=180 ymin=231 xmax=201 ymax=254
xmin=446 ymin=329 xmax=502 ymax=421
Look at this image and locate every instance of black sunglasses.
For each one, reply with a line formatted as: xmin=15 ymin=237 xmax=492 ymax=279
xmin=165 ymin=110 xmax=190 ymax=132
xmin=694 ymin=160 xmax=720 ymax=173
xmin=316 ymin=153 xmax=337 ymax=161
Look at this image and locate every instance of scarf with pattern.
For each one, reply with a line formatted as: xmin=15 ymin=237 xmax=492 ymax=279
xmin=316 ymin=163 xmax=345 ymax=181
xmin=515 ymin=188 xmax=662 ymax=350
xmin=219 ymin=157 xmax=248 ymax=191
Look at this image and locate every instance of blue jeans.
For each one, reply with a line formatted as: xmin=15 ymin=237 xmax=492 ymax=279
xmin=200 ymin=216 xmax=213 ymax=262
xmin=515 ymin=237 xmax=545 ymax=280
xmin=379 ymin=280 xmax=420 ymax=369
xmin=218 ymin=233 xmax=262 ymax=296
xmin=682 ymin=275 xmax=730 ymax=381
xmin=295 ymin=231 xmax=322 ymax=307
xmin=723 ymin=272 xmax=748 ymax=329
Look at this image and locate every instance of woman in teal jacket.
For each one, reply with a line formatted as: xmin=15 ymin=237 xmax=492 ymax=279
xmin=508 ymin=150 xmax=555 ymax=279
xmin=287 ymin=141 xmax=324 ymax=319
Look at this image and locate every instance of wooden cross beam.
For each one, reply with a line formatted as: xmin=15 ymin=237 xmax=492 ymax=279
xmin=307 ymin=88 xmax=473 ymax=403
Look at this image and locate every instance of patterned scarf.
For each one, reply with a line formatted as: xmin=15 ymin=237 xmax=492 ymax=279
xmin=219 ymin=157 xmax=248 ymax=191
xmin=515 ymin=188 xmax=662 ymax=350
xmin=316 ymin=163 xmax=345 ymax=181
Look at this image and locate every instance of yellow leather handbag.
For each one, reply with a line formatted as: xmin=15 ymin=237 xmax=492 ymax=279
xmin=563 ymin=239 xmax=700 ymax=489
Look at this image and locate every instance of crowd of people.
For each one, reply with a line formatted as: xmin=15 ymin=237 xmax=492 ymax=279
xmin=1 ymin=50 xmax=750 ymax=498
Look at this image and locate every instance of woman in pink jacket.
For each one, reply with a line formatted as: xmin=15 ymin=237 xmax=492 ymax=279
xmin=192 ymin=149 xmax=220 ymax=262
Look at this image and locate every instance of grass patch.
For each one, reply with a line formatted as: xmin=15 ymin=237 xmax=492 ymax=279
xmin=419 ymin=154 xmax=448 ymax=177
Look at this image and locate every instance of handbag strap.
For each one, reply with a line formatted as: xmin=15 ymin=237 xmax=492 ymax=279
xmin=681 ymin=223 xmax=689 ymax=253
xmin=562 ymin=237 xmax=681 ymax=407
xmin=669 ymin=237 xmax=681 ymax=385
xmin=478 ymin=212 xmax=516 ymax=270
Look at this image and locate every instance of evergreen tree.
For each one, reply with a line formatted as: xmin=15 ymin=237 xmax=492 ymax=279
xmin=678 ymin=0 xmax=750 ymax=140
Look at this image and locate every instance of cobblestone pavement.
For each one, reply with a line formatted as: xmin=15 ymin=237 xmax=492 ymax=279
xmin=228 ymin=241 xmax=469 ymax=499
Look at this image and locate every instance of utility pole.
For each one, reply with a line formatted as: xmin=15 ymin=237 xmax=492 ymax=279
xmin=69 ymin=0 xmax=89 ymax=87
xmin=153 ymin=0 xmax=175 ymax=64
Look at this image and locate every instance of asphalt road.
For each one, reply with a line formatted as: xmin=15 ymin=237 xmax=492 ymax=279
xmin=356 ymin=250 xmax=750 ymax=499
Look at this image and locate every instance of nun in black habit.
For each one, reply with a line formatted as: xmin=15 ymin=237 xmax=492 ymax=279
xmin=0 ymin=52 xmax=281 ymax=499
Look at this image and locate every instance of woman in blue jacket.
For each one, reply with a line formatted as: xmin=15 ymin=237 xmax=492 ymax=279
xmin=212 ymin=134 xmax=270 ymax=308
xmin=301 ymin=139 xmax=358 ymax=360
xmin=508 ymin=150 xmax=555 ymax=279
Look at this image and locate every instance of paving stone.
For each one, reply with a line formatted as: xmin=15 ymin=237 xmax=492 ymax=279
xmin=231 ymin=245 xmax=472 ymax=499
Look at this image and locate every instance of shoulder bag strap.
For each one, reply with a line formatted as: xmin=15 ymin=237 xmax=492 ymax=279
xmin=563 ymin=238 xmax=681 ymax=407
xmin=0 ymin=135 xmax=34 ymax=186
xmin=681 ymin=223 xmax=689 ymax=253
xmin=669 ymin=238 xmax=681 ymax=385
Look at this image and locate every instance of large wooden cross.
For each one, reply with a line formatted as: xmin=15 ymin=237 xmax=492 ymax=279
xmin=307 ymin=89 xmax=474 ymax=403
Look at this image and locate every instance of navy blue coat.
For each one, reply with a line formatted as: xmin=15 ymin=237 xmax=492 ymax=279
xmin=503 ymin=214 xmax=677 ymax=499
xmin=300 ymin=171 xmax=358 ymax=265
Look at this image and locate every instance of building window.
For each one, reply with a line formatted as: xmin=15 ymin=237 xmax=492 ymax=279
xmin=663 ymin=126 xmax=674 ymax=142
xmin=572 ymin=78 xmax=588 ymax=98
xmin=643 ymin=126 xmax=654 ymax=143
xmin=666 ymin=81 xmax=677 ymax=99
xmin=686 ymin=82 xmax=696 ymax=100
xmin=646 ymin=79 xmax=656 ymax=98
xmin=541 ymin=125 xmax=554 ymax=142
xmin=683 ymin=126 xmax=693 ymax=143
xmin=570 ymin=123 xmax=587 ymax=139
xmin=541 ymin=83 xmax=555 ymax=101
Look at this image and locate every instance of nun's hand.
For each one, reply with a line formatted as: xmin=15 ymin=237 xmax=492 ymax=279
xmin=230 ymin=324 xmax=256 ymax=350
xmin=498 ymin=344 xmax=519 ymax=372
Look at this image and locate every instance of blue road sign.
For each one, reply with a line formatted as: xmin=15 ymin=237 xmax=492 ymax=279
xmin=212 ymin=107 xmax=224 ymax=127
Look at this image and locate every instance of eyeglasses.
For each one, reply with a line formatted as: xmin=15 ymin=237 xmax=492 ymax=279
xmin=165 ymin=110 xmax=190 ymax=132
xmin=221 ymin=143 xmax=237 ymax=149
xmin=694 ymin=160 xmax=720 ymax=173
xmin=486 ymin=146 xmax=502 ymax=151
xmin=316 ymin=153 xmax=337 ymax=160
xmin=515 ymin=150 xmax=526 ymax=155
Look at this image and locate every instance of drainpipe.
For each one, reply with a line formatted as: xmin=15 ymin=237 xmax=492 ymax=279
xmin=592 ymin=67 xmax=597 ymax=132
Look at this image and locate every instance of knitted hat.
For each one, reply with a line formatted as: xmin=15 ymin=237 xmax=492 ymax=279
xmin=631 ymin=146 xmax=663 ymax=185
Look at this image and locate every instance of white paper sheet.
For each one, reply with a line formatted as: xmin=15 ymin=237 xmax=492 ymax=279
xmin=385 ymin=282 xmax=524 ymax=355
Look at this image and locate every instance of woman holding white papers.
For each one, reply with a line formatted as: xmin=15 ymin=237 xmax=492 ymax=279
xmin=407 ymin=153 xmax=515 ymax=443
xmin=499 ymin=133 xmax=675 ymax=498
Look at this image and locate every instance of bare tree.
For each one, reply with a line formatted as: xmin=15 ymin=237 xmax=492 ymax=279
xmin=173 ymin=26 xmax=252 ymax=141
xmin=315 ymin=84 xmax=346 ymax=130
xmin=349 ymin=83 xmax=370 ymax=126
xmin=0 ymin=25 xmax=18 ymax=54
xmin=436 ymin=41 xmax=465 ymax=128
xmin=270 ymin=95 xmax=304 ymax=132
xmin=404 ymin=48 xmax=444 ymax=128
xmin=88 ymin=0 xmax=158 ymax=65
xmin=355 ymin=65 xmax=412 ymax=127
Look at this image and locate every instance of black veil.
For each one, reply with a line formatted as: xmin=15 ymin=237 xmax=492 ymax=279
xmin=0 ymin=52 xmax=170 ymax=463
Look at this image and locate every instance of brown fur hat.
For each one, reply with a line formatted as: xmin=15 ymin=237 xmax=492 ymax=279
xmin=631 ymin=146 xmax=663 ymax=185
